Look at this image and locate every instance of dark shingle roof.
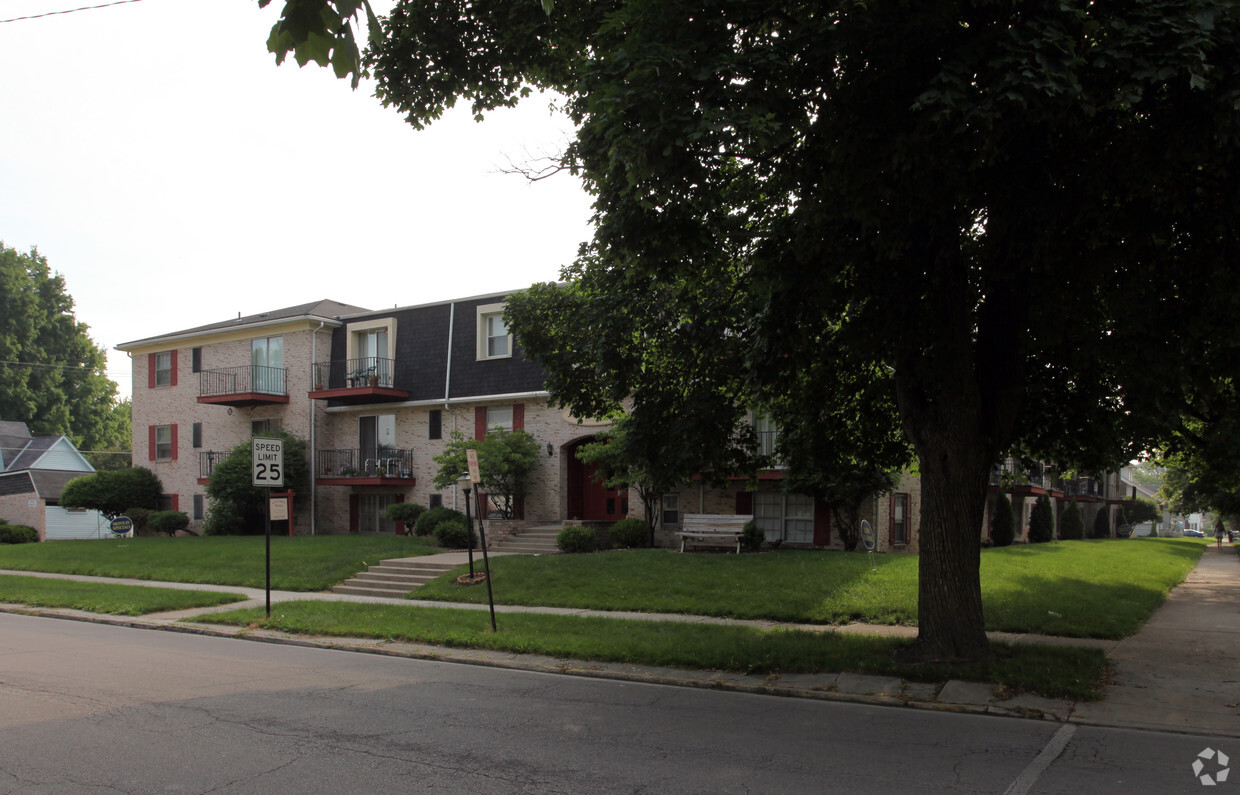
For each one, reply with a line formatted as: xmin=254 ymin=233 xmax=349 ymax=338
xmin=117 ymin=299 xmax=371 ymax=349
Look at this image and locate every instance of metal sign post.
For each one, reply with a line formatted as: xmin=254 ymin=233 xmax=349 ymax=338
xmin=252 ymin=438 xmax=284 ymax=617
xmin=466 ymin=449 xmax=497 ymax=632
xmin=860 ymin=519 xmax=877 ymax=571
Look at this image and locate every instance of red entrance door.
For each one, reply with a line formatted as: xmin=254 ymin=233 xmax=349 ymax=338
xmin=566 ymin=442 xmax=628 ymax=521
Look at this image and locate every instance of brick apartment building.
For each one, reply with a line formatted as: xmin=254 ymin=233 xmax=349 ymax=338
xmin=118 ymin=292 xmax=920 ymax=550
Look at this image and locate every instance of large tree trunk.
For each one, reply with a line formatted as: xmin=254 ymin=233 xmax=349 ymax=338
xmin=909 ymin=432 xmax=993 ymax=661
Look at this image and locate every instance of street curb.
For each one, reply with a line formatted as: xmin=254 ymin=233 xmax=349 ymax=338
xmin=0 ymin=602 xmax=1075 ymax=725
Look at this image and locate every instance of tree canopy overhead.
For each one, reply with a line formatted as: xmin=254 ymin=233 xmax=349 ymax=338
xmin=0 ymin=243 xmax=129 ymax=463
xmin=264 ymin=0 xmax=1240 ymax=661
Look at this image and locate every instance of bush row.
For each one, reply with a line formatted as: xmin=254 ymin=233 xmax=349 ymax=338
xmin=0 ymin=524 xmax=38 ymax=544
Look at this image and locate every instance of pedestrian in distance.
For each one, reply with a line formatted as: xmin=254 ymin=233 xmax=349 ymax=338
xmin=1215 ymin=519 xmax=1226 ymax=549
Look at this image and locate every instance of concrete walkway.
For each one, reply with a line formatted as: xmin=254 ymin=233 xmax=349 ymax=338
xmin=1 ymin=543 xmax=1237 ymax=736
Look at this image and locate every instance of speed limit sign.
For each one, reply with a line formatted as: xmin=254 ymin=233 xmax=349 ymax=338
xmin=252 ymin=438 xmax=284 ymax=487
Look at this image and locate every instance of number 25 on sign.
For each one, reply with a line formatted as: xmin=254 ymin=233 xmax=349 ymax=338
xmin=252 ymin=438 xmax=284 ymax=487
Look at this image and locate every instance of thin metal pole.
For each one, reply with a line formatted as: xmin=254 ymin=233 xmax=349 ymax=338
xmin=265 ymin=486 xmax=272 ymax=617
xmin=463 ymin=485 xmax=476 ymax=578
xmin=476 ymin=489 xmax=497 ymax=632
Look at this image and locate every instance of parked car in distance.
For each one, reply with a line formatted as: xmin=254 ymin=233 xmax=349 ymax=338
xmin=1184 ymin=529 xmax=1205 ymax=538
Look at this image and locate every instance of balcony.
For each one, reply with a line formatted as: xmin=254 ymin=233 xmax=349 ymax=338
xmin=317 ymin=448 xmax=415 ymax=486
xmin=990 ymin=459 xmax=1053 ymax=490
xmin=1057 ymin=477 xmax=1105 ymax=498
xmin=198 ymin=365 xmax=290 ymax=407
xmin=198 ymin=450 xmax=229 ymax=484
xmin=309 ymin=357 xmax=409 ymax=403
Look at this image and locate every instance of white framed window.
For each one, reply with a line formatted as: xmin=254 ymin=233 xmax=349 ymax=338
xmin=753 ymin=492 xmax=814 ymax=544
xmin=154 ymin=352 xmax=172 ymax=386
xmin=661 ymin=494 xmax=680 ymax=526
xmin=753 ymin=413 xmax=781 ymax=463
xmin=251 ymin=336 xmax=285 ymax=394
xmin=476 ymin=303 xmax=511 ymax=360
xmin=486 ymin=405 xmax=513 ymax=432
xmin=154 ymin=425 xmax=173 ymax=460
xmin=252 ymin=418 xmax=281 ymax=436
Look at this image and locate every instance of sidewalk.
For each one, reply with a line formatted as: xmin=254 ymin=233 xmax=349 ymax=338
xmin=2 ymin=543 xmax=1237 ymax=735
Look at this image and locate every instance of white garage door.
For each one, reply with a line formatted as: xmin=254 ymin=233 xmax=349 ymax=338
xmin=44 ymin=507 xmax=107 ymax=540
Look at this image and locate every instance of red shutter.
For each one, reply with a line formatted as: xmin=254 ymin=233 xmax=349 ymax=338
xmin=513 ymin=402 xmax=525 ymax=431
xmin=349 ymin=494 xmax=359 ymax=533
xmin=170 ymin=350 xmax=178 ymax=387
xmin=475 ymin=406 xmax=487 ymax=440
xmin=735 ymin=491 xmax=753 ymax=514
xmin=148 ymin=426 xmax=157 ymax=460
xmin=170 ymin=424 xmax=178 ymax=460
xmin=170 ymin=494 xmax=180 ymax=512
xmin=148 ymin=354 xmax=156 ymax=389
xmin=813 ymin=497 xmax=831 ymax=546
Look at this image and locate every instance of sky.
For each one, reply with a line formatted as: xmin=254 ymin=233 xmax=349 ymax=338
xmin=0 ymin=0 xmax=595 ymax=401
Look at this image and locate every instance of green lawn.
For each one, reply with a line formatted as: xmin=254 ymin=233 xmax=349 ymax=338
xmin=0 ymin=574 xmax=246 ymax=615
xmin=199 ymin=600 xmax=1107 ymax=701
xmin=0 ymin=535 xmax=438 ymax=591
xmin=414 ymin=538 xmax=1204 ymax=638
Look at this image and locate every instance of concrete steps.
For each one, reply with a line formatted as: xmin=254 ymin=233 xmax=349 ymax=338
xmin=488 ymin=524 xmax=561 ymax=555
xmin=331 ymin=558 xmax=460 ymax=598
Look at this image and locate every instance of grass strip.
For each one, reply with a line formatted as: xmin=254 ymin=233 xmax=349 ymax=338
xmin=414 ymin=538 xmax=1203 ymax=638
xmin=0 ymin=574 xmax=247 ymax=616
xmin=0 ymin=535 xmax=438 ymax=591
xmin=196 ymin=600 xmax=1107 ymax=701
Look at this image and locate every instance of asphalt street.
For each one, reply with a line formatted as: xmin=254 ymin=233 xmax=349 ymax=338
xmin=0 ymin=612 xmax=1230 ymax=794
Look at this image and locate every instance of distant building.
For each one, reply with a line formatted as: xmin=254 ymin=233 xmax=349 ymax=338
xmin=0 ymin=421 xmax=105 ymax=540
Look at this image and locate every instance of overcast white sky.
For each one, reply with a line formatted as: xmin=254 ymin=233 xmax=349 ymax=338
xmin=0 ymin=0 xmax=594 ymax=400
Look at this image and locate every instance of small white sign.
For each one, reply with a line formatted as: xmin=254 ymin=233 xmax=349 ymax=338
xmin=269 ymin=497 xmax=289 ymax=522
xmin=466 ymin=449 xmax=481 ymax=485
xmin=252 ymin=438 xmax=284 ymax=487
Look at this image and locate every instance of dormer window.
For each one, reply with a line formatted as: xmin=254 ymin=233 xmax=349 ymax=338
xmin=477 ymin=303 xmax=511 ymax=360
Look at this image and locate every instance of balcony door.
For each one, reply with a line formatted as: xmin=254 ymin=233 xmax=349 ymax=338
xmin=251 ymin=336 xmax=284 ymax=394
xmin=357 ymin=329 xmax=389 ymax=385
xmin=359 ymin=414 xmax=396 ymax=474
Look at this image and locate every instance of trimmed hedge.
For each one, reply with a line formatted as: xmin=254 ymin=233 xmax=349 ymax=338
xmin=557 ymin=525 xmax=597 ymax=553
xmin=1059 ymin=500 xmax=1085 ymax=541
xmin=148 ymin=510 xmax=190 ymax=535
xmin=609 ymin=518 xmax=649 ymax=549
xmin=433 ymin=518 xmax=476 ymax=549
xmin=1029 ymin=493 xmax=1055 ymax=543
xmin=0 ymin=525 xmax=38 ymax=544
xmin=413 ymin=507 xmax=465 ymax=537
xmin=741 ymin=520 xmax=764 ymax=553
xmin=991 ymin=492 xmax=1015 ymax=547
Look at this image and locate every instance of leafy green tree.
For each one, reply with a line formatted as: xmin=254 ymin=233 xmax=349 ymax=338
xmin=204 ymin=430 xmax=309 ymax=535
xmin=1092 ymin=506 xmax=1112 ymax=539
xmin=269 ymin=0 xmax=1240 ymax=662
xmin=1028 ymin=494 xmax=1055 ymax=544
xmin=432 ymin=428 xmax=540 ymax=520
xmin=991 ymin=492 xmax=1014 ymax=548
xmin=60 ymin=467 xmax=162 ymax=519
xmin=1059 ymin=499 xmax=1085 ymax=541
xmin=1121 ymin=498 xmax=1162 ymax=528
xmin=0 ymin=243 xmax=129 ymax=457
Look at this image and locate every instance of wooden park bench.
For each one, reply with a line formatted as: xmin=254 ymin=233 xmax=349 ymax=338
xmin=677 ymin=514 xmax=752 ymax=553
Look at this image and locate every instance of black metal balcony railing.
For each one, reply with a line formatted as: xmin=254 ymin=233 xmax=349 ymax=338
xmin=1058 ymin=477 xmax=1105 ymax=498
xmin=311 ymin=358 xmax=396 ymax=390
xmin=199 ymin=365 xmax=287 ymax=397
xmin=990 ymin=459 xmax=1052 ymax=489
xmin=318 ymin=448 xmax=414 ymax=478
xmin=755 ymin=429 xmax=786 ymax=468
xmin=199 ymin=451 xmax=229 ymax=478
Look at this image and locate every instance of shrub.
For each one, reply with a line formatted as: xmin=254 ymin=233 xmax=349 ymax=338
xmin=0 ymin=525 xmax=38 ymax=544
xmin=383 ymin=502 xmax=427 ymax=534
xmin=557 ymin=525 xmax=597 ymax=553
xmin=609 ymin=518 xmax=649 ymax=549
xmin=1092 ymin=507 xmax=1112 ymax=539
xmin=413 ymin=506 xmax=465 ymax=537
xmin=433 ymin=518 xmax=476 ymax=549
xmin=741 ymin=520 xmax=764 ymax=553
xmin=1059 ymin=499 xmax=1085 ymax=541
xmin=1028 ymin=493 xmax=1055 ymax=543
xmin=148 ymin=510 xmax=190 ymax=535
xmin=991 ymin=492 xmax=1015 ymax=547
xmin=60 ymin=467 xmax=163 ymax=519
xmin=125 ymin=507 xmax=153 ymax=534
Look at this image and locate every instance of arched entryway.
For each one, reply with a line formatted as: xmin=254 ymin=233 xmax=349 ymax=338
xmin=565 ymin=438 xmax=628 ymax=521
